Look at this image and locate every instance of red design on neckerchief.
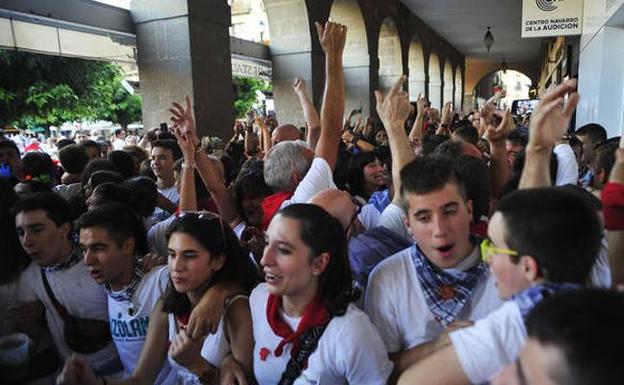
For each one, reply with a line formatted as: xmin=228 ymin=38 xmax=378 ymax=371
xmin=265 ymin=293 xmax=329 ymax=359
xmin=439 ymin=285 xmax=456 ymax=300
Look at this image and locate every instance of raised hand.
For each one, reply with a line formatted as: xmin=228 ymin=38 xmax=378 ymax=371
xmin=441 ymin=101 xmax=453 ymax=127
xmin=486 ymin=110 xmax=512 ymax=144
xmin=528 ymin=79 xmax=579 ymax=151
xmin=315 ymin=21 xmax=347 ymax=57
xmin=416 ymin=94 xmax=428 ymax=116
xmin=170 ymin=329 xmax=213 ymax=376
xmin=170 ymin=96 xmax=197 ymax=141
xmin=375 ymin=75 xmax=412 ymax=128
xmin=293 ymin=78 xmax=305 ymax=94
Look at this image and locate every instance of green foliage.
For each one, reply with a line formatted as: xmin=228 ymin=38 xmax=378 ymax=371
xmin=233 ymin=76 xmax=271 ymax=118
xmin=0 ymin=49 xmax=141 ymax=129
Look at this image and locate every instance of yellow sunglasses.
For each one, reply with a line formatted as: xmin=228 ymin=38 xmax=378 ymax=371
xmin=480 ymin=238 xmax=518 ymax=263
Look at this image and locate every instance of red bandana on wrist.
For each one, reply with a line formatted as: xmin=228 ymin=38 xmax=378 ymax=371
xmin=264 ymin=293 xmax=330 ymax=359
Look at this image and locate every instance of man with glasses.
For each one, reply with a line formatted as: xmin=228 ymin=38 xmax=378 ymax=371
xmin=398 ymin=187 xmax=601 ymax=385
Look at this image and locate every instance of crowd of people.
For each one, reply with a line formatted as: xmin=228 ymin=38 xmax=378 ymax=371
xmin=1 ymin=20 xmax=623 ymax=385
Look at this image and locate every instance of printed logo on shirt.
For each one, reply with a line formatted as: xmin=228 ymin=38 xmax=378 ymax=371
xmin=110 ymin=316 xmax=150 ymax=341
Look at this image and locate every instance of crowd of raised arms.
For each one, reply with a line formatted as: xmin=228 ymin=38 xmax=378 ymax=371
xmin=1 ymin=21 xmax=624 ymax=385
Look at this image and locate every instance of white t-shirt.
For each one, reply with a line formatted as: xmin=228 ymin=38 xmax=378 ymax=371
xmin=54 ymin=182 xmax=83 ymax=201
xmin=364 ymin=246 xmax=503 ymax=353
xmin=151 ymin=186 xmax=180 ymax=223
xmin=147 ymin=215 xmax=178 ymax=257
xmin=590 ymin=236 xmax=612 ymax=288
xmin=250 ymin=283 xmax=393 ymax=385
xmin=379 ymin=202 xmax=412 ymax=243
xmin=358 ymin=203 xmax=381 ymax=230
xmin=108 ymin=266 xmax=175 ymax=385
xmin=20 ymin=261 xmax=121 ymax=373
xmin=167 ymin=309 xmax=230 ymax=385
xmin=449 ymin=301 xmax=527 ymax=384
xmin=0 ymin=270 xmax=37 ymax=334
xmin=553 ymin=143 xmax=579 ymax=186
xmin=282 ymin=157 xmax=337 ymax=208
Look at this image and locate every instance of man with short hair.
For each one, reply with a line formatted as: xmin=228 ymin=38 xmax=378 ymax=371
xmin=13 ymin=192 xmax=121 ymax=375
xmin=575 ymin=123 xmax=608 ymax=187
xmin=364 ymin=155 xmax=503 ymax=377
xmin=0 ymin=138 xmax=23 ymax=182
xmin=78 ymin=139 xmax=102 ymax=160
xmin=492 ymin=290 xmax=624 ymax=385
xmin=76 ymin=203 xmax=175 ymax=384
xmin=150 ymin=139 xmax=181 ymax=222
xmin=113 ymin=129 xmax=127 ymax=150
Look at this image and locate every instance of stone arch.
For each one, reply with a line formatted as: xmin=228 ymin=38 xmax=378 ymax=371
xmin=378 ymin=18 xmax=403 ymax=92
xmin=454 ymin=65 xmax=463 ymax=111
xmin=473 ymin=69 xmax=533 ymax=108
xmin=329 ymin=0 xmax=370 ymax=114
xmin=443 ymin=59 xmax=454 ymax=107
xmin=428 ymin=52 xmax=442 ymax=110
xmin=262 ymin=0 xmax=314 ymax=126
xmin=408 ymin=37 xmax=425 ymax=101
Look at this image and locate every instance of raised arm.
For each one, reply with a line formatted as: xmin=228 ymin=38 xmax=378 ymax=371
xmin=293 ymin=78 xmax=321 ymax=150
xmin=173 ymin=127 xmax=198 ymax=211
xmin=256 ymin=116 xmax=272 ymax=155
xmin=375 ymin=75 xmax=415 ymax=204
xmin=486 ymin=109 xmax=512 ymax=198
xmin=518 ymin=79 xmax=579 ymax=189
xmin=409 ymin=95 xmax=428 ymax=146
xmin=314 ymin=20 xmax=347 ymax=171
xmin=435 ymin=102 xmax=453 ymax=136
xmin=170 ymin=97 xmax=241 ymax=226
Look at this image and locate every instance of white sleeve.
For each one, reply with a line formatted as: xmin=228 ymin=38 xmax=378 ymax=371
xmin=553 ymin=144 xmax=579 ymax=186
xmin=336 ymin=312 xmax=394 ymax=385
xmin=289 ymin=157 xmax=337 ymax=205
xmin=156 ymin=266 xmax=171 ymax=294
xmin=17 ymin=264 xmax=39 ymax=302
xmin=364 ymin=264 xmax=402 ymax=353
xmin=449 ymin=302 xmax=527 ymax=384
xmin=589 ymin=236 xmax=612 ymax=289
xmin=379 ymin=203 xmax=412 ymax=243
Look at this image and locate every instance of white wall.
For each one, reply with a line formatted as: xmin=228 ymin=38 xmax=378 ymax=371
xmin=576 ymin=0 xmax=624 ymax=138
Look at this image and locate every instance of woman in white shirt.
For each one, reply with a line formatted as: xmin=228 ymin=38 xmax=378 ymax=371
xmin=57 ymin=212 xmax=256 ymax=385
xmin=250 ymin=203 xmax=392 ymax=385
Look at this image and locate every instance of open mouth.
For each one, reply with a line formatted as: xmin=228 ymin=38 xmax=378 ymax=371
xmin=436 ymin=244 xmax=454 ymax=256
xmin=264 ymin=271 xmax=282 ymax=284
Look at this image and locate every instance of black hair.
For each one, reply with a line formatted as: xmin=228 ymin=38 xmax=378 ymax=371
xmin=107 ymin=150 xmax=136 ymax=179
xmin=76 ymin=203 xmax=147 ymax=256
xmin=346 ymin=151 xmax=382 ymax=200
xmin=123 ymin=176 xmax=158 ymax=218
xmin=434 ymin=140 xmax=464 ymax=159
xmin=594 ymin=142 xmax=618 ymax=182
xmin=56 ymin=138 xmax=76 ymax=150
xmin=15 ymin=180 xmax=54 ymax=195
xmin=277 ymin=204 xmax=359 ymax=316
xmin=114 ymin=129 xmax=124 ymax=137
xmin=495 ymin=188 xmax=601 ymax=284
xmin=452 ymin=121 xmax=479 ymax=145
xmin=234 ymin=169 xmax=272 ymax=224
xmin=88 ymin=170 xmax=124 ymax=191
xmin=81 ymin=159 xmax=120 ymax=188
xmin=22 ymin=152 xmax=56 ymax=184
xmin=421 ymin=132 xmax=450 ymax=155
xmin=78 ymin=139 xmax=100 ymax=152
xmin=526 ymin=289 xmax=624 ymax=385
xmin=11 ymin=191 xmax=72 ymax=228
xmin=0 ymin=178 xmax=30 ymax=284
xmin=89 ymin=182 xmax=132 ymax=207
xmin=151 ymin=139 xmax=182 ymax=161
xmin=575 ymin=123 xmax=607 ymax=144
xmin=0 ymin=139 xmax=20 ymax=156
xmin=400 ymin=155 xmax=467 ymax=206
xmin=455 ymin=155 xmax=490 ymax=222
xmin=507 ymin=129 xmax=528 ymax=147
xmin=162 ymin=213 xmax=257 ymax=315
xmin=59 ymin=144 xmax=89 ymax=174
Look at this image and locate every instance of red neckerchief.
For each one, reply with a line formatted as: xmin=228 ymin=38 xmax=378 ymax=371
xmin=175 ymin=313 xmax=190 ymax=327
xmin=265 ymin=293 xmax=330 ymax=359
xmin=261 ymin=192 xmax=293 ymax=230
xmin=603 ymin=182 xmax=624 ymax=230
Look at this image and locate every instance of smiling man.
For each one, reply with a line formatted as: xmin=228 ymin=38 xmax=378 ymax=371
xmin=364 ymin=155 xmax=503 ymax=378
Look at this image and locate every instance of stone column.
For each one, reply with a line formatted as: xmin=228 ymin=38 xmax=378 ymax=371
xmin=131 ymin=0 xmax=234 ymax=139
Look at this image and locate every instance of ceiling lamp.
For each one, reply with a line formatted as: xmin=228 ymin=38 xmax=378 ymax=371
xmin=483 ymin=26 xmax=494 ymax=53
xmin=501 ymin=58 xmax=508 ymax=73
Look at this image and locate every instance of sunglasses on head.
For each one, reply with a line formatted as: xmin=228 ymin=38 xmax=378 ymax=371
xmin=178 ymin=210 xmax=226 ymax=246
